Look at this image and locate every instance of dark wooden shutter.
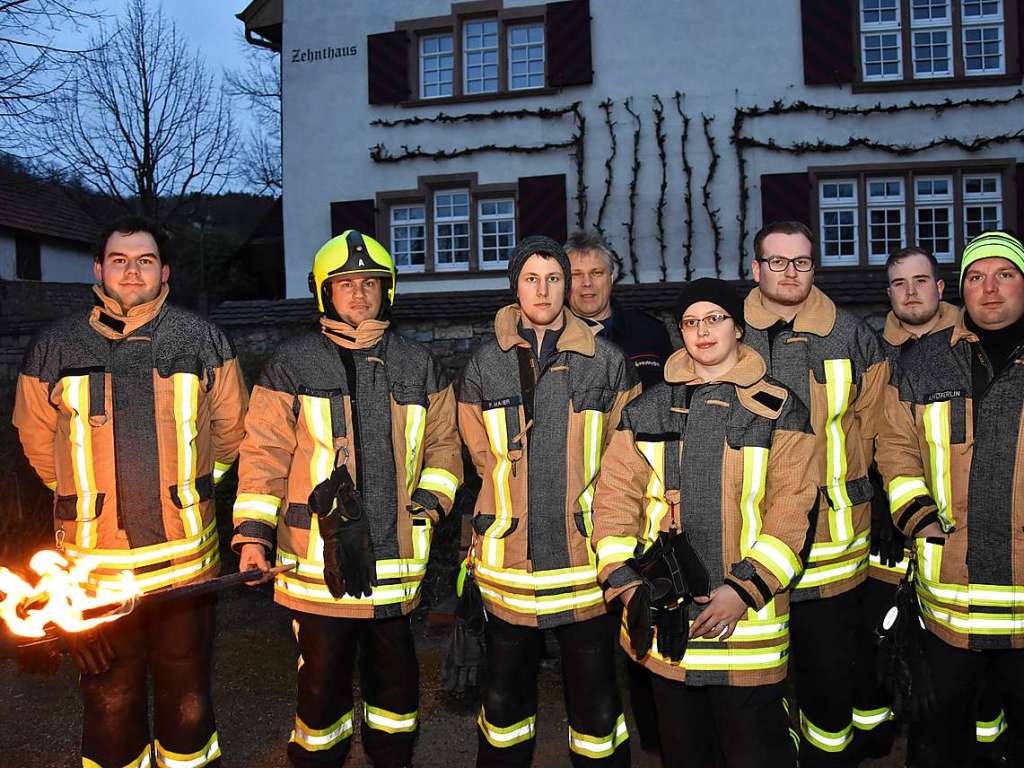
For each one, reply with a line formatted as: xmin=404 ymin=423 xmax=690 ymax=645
xmin=367 ymin=31 xmax=410 ymax=105
xmin=801 ymin=0 xmax=856 ymax=85
xmin=330 ymin=200 xmax=376 ymax=238
xmin=760 ymin=173 xmax=811 ymax=229
xmin=546 ymin=0 xmax=593 ymax=87
xmin=518 ymin=174 xmax=567 ymax=243
xmin=15 ymin=235 xmax=41 ymax=280
xmin=1016 ymin=163 xmax=1024 ymax=237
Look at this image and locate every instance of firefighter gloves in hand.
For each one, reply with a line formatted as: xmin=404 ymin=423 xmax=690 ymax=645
xmin=871 ymin=501 xmax=908 ymax=569
xmin=442 ymin=564 xmax=486 ymax=694
xmin=62 ymin=627 xmax=116 ymax=676
xmin=626 ymin=582 xmax=654 ymax=659
xmin=308 ymin=464 xmax=377 ymax=599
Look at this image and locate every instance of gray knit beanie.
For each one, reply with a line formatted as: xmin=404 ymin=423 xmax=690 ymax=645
xmin=508 ymin=235 xmax=572 ymax=297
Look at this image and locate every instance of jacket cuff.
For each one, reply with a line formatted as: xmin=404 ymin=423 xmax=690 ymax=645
xmin=723 ymin=578 xmax=762 ymax=611
xmin=410 ymin=488 xmax=442 ymax=523
xmin=231 ymin=521 xmax=276 ymax=554
xmin=910 ymin=510 xmax=940 ymax=536
xmin=603 ymin=564 xmax=643 ymax=605
xmin=896 ymin=496 xmax=939 ymax=537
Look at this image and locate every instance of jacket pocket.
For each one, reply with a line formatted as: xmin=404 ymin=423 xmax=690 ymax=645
xmin=572 ymin=386 xmax=615 ymax=413
xmin=284 ymin=503 xmax=313 ymax=530
xmin=168 ymin=474 xmax=214 ymax=509
xmin=473 ymin=513 xmax=519 ymax=538
xmin=820 ymin=474 xmax=874 ymax=508
xmin=55 ymin=492 xmax=105 ymax=522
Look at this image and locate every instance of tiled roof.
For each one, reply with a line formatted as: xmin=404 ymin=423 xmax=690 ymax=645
xmin=0 ymin=167 xmax=100 ymax=244
xmin=210 ymin=268 xmax=959 ymax=327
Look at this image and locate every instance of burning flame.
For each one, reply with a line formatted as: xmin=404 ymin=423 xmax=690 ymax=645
xmin=0 ymin=550 xmax=140 ymax=638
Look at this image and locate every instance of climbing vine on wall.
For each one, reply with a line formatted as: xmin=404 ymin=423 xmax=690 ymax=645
xmin=702 ymin=113 xmax=723 ymax=278
xmin=652 ymin=95 xmax=669 ymax=282
xmin=622 ymin=98 xmax=642 ymax=284
xmin=594 ymin=98 xmax=626 ymax=279
xmin=674 ymin=92 xmax=694 ymax=281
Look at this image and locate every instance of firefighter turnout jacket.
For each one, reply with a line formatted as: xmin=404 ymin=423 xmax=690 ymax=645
xmin=457 ymin=305 xmax=639 ymax=628
xmin=868 ymin=301 xmax=959 ymax=585
xmin=744 ymin=286 xmax=888 ymax=601
xmin=592 ymin=344 xmax=817 ymax=684
xmin=877 ymin=308 xmax=1024 ymax=650
xmin=13 ymin=286 xmax=248 ymax=593
xmin=231 ymin=317 xmax=462 ymax=619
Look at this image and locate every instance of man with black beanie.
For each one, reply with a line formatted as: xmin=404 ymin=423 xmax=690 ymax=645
xmin=458 ymin=235 xmax=639 ymax=767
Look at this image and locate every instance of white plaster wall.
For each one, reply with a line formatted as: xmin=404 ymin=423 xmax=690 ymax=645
xmin=281 ymin=0 xmax=1024 ymax=296
xmin=40 ymin=241 xmax=94 ymax=283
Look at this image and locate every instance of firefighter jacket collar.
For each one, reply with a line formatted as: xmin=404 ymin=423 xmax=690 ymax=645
xmin=89 ymin=283 xmax=169 ymax=339
xmin=664 ymin=342 xmax=766 ymax=388
xmin=319 ymin=316 xmax=390 ymax=350
xmin=744 ymin=285 xmax=836 ymax=337
xmin=883 ymin=301 xmax=959 ymax=347
xmin=494 ymin=304 xmax=596 ymax=357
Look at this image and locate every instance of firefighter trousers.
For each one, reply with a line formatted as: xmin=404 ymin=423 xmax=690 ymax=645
xmin=79 ymin=594 xmax=220 ymax=768
xmin=790 ymin=586 xmax=860 ymax=767
xmin=907 ymin=630 xmax=1024 ymax=768
xmin=476 ymin=613 xmax=629 ymax=767
xmin=287 ymin=612 xmax=418 ymax=768
xmin=648 ymin=677 xmax=796 ymax=768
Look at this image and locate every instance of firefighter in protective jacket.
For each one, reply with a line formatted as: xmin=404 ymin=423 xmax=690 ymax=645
xmin=13 ymin=216 xmax=248 ymax=768
xmin=457 ymin=235 xmax=639 ymax=767
xmin=232 ymin=231 xmax=462 ymax=768
xmin=592 ymin=279 xmax=817 ymax=767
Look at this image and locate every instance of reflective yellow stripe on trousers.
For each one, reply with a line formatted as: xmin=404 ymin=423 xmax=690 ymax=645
xmin=290 ymin=711 xmax=354 ymax=751
xmin=568 ymin=714 xmax=628 ymax=759
xmin=154 ymin=731 xmax=221 ymax=768
xmin=83 ymin=744 xmax=152 ymax=768
xmin=300 ymin=395 xmax=334 ymax=563
xmin=823 ymin=359 xmax=854 ymax=542
xmin=62 ymin=375 xmax=99 ymax=549
xmin=172 ymin=373 xmax=203 ymax=537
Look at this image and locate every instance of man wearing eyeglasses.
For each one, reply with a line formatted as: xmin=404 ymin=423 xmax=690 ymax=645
xmin=743 ymin=220 xmax=889 ymax=768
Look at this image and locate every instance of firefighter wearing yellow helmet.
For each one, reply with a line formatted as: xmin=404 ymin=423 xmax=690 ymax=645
xmin=234 ymin=230 xmax=462 ymax=767
xmin=308 ymin=229 xmax=397 ymax=318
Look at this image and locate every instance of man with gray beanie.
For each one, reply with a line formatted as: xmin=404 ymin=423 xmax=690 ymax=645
xmin=457 ymin=235 xmax=639 ymax=767
xmin=876 ymin=230 xmax=1024 ymax=766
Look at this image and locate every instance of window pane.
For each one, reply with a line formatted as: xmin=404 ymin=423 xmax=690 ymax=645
xmin=465 ymin=18 xmax=499 ymax=94
xmin=508 ymin=24 xmax=545 ymax=90
xmin=420 ymin=34 xmax=454 ymax=98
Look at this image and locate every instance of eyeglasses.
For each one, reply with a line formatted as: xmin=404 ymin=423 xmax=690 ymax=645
xmin=681 ymin=312 xmax=732 ymax=331
xmin=757 ymin=255 xmax=815 ymax=273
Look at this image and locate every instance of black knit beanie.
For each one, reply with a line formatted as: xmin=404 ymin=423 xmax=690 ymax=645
xmin=674 ymin=277 xmax=745 ymax=332
xmin=508 ymin=235 xmax=572 ymax=297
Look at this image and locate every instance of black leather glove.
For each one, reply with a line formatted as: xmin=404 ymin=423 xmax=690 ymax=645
xmin=625 ymin=581 xmax=654 ymax=659
xmin=61 ymin=627 xmax=115 ymax=676
xmin=653 ymin=600 xmax=688 ymax=663
xmin=309 ymin=465 xmax=377 ymax=599
xmin=442 ymin=569 xmax=486 ymax=693
xmin=871 ymin=499 xmax=907 ymax=569
xmin=878 ymin=561 xmax=937 ymax=723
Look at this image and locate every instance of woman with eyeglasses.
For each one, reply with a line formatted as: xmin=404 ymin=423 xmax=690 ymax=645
xmin=591 ymin=278 xmax=819 ymax=768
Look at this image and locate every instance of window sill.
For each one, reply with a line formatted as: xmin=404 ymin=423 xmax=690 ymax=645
xmin=852 ymin=72 xmax=1021 ymax=92
xmin=401 ymin=86 xmax=558 ymax=108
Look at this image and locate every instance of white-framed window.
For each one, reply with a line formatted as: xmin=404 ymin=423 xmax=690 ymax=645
xmin=478 ymin=199 xmax=516 ymax=268
xmin=911 ymin=0 xmax=949 ymax=21
xmin=389 ymin=205 xmax=427 ymax=271
xmin=819 ymin=180 xmax=860 ymax=266
xmin=419 ymin=34 xmax=454 ymax=99
xmin=963 ymin=174 xmax=1002 ymax=240
xmin=508 ymin=24 xmax=544 ymax=90
xmin=434 ymin=190 xmax=471 ymax=270
xmin=962 ymin=0 xmax=1004 ymax=74
xmin=914 ymin=176 xmax=954 ymax=262
xmin=866 ymin=177 xmax=906 ymax=265
xmin=463 ymin=19 xmax=499 ymax=94
xmin=910 ymin=0 xmax=951 ymax=77
xmin=861 ymin=0 xmax=903 ymax=80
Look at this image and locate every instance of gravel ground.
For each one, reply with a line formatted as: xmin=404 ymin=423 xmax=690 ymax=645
xmin=1 ymin=585 xmax=905 ymax=767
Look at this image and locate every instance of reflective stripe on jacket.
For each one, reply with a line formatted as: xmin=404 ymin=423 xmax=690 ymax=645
xmin=592 ymin=344 xmax=817 ymax=685
xmin=877 ymin=309 xmax=1024 ymax=650
xmin=457 ymin=306 xmax=639 ymax=628
xmin=12 ymin=287 xmax=248 ymax=593
xmin=231 ymin=328 xmax=462 ymax=619
xmin=744 ymin=287 xmax=888 ymax=601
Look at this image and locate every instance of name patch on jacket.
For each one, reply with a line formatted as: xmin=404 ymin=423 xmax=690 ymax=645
xmin=482 ymin=396 xmax=521 ymax=411
xmin=924 ymin=389 xmax=963 ymax=403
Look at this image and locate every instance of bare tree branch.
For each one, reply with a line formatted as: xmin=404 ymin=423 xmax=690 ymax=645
xmin=225 ymin=32 xmax=280 ymax=193
xmin=39 ymin=0 xmax=236 ymax=222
